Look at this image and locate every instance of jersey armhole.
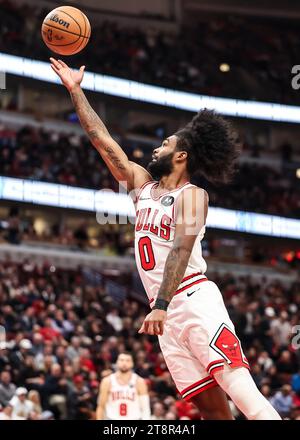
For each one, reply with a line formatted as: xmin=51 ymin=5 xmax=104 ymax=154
xmin=134 ymin=180 xmax=156 ymax=204
xmin=171 ymin=184 xmax=204 ymax=223
xmin=171 ymin=184 xmax=192 ymax=222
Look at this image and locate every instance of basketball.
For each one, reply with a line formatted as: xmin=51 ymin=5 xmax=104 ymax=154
xmin=41 ymin=6 xmax=91 ymax=56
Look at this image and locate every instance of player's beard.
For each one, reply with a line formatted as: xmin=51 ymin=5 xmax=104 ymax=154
xmin=119 ymin=367 xmax=131 ymax=374
xmin=147 ymin=152 xmax=174 ymax=180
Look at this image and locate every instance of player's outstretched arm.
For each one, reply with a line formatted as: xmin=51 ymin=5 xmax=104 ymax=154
xmin=139 ymin=186 xmax=208 ymax=336
xmin=50 ymin=58 xmax=151 ymax=191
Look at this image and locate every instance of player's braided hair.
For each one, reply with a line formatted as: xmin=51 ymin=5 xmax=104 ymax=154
xmin=175 ymin=109 xmax=240 ymax=184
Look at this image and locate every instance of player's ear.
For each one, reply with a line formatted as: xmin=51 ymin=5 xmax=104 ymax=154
xmin=176 ymin=151 xmax=187 ymax=161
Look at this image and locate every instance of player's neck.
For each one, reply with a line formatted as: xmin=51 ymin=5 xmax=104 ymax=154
xmin=116 ymin=371 xmax=132 ymax=382
xmin=157 ymin=172 xmax=190 ymax=191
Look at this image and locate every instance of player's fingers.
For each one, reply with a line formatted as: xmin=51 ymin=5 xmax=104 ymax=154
xmin=58 ymin=59 xmax=68 ymax=68
xmin=80 ymin=65 xmax=86 ymax=73
xmin=144 ymin=320 xmax=150 ymax=334
xmin=153 ymin=321 xmax=161 ymax=335
xmin=147 ymin=321 xmax=155 ymax=335
xmin=50 ymin=58 xmax=61 ymax=69
xmin=138 ymin=322 xmax=145 ymax=334
xmin=139 ymin=320 xmax=149 ymax=334
xmin=50 ymin=64 xmax=60 ymax=75
xmin=158 ymin=320 xmax=164 ymax=335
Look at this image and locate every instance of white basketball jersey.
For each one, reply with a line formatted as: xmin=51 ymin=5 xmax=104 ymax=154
xmin=105 ymin=373 xmax=141 ymax=420
xmin=134 ymin=180 xmax=207 ymax=306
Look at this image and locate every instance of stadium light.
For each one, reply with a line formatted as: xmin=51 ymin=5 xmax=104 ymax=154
xmin=219 ymin=63 xmax=230 ymax=73
xmin=2 ymin=52 xmax=300 ymax=124
xmin=0 ymin=175 xmax=300 ymax=240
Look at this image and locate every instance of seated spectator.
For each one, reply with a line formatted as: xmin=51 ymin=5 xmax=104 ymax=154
xmin=0 ymin=404 xmax=13 ymax=420
xmin=270 ymin=384 xmax=294 ymax=418
xmin=260 ymin=384 xmax=273 ymax=402
xmin=276 ymin=351 xmax=298 ymax=385
xmin=43 ymin=363 xmax=69 ymax=420
xmin=28 ymin=390 xmax=42 ymax=416
xmin=68 ymin=375 xmax=93 ymax=420
xmin=66 ymin=336 xmax=81 ymax=362
xmin=270 ymin=311 xmax=292 ymax=349
xmin=106 ymin=308 xmax=123 ymax=333
xmin=39 ymin=318 xmax=61 ymax=342
xmin=9 ymin=387 xmax=34 ymax=419
xmin=150 ymin=402 xmax=166 ymax=420
xmin=0 ymin=371 xmax=16 ymax=407
xmin=9 ymin=338 xmax=33 ymax=373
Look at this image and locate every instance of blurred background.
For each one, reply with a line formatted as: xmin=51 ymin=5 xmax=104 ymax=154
xmin=0 ymin=0 xmax=300 ymax=420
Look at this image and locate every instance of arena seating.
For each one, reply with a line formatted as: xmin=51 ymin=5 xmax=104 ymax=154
xmin=0 ymin=261 xmax=299 ymax=419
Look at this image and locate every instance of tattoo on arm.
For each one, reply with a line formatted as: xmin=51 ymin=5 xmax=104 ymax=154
xmin=70 ymin=87 xmax=109 ymax=137
xmin=70 ymin=87 xmax=125 ymax=170
xmin=102 ymin=145 xmax=126 ymax=170
xmin=156 ymin=245 xmax=191 ymax=303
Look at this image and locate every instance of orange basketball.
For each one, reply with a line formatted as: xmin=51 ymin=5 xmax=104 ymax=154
xmin=41 ymin=6 xmax=91 ymax=56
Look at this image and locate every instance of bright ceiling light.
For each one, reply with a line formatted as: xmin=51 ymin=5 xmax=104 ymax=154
xmin=219 ymin=63 xmax=230 ymax=72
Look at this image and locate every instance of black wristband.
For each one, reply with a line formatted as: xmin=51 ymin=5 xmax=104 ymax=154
xmin=153 ymin=298 xmax=169 ymax=311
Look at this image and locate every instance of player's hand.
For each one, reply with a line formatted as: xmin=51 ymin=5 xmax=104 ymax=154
xmin=138 ymin=310 xmax=167 ymax=336
xmin=50 ymin=58 xmax=85 ymax=92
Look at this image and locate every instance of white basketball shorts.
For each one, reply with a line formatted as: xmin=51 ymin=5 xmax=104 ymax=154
xmin=157 ymin=273 xmax=250 ymax=401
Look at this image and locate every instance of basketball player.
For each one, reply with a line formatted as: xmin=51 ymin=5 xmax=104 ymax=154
xmin=96 ymin=352 xmax=150 ymax=420
xmin=50 ymin=58 xmax=281 ymax=420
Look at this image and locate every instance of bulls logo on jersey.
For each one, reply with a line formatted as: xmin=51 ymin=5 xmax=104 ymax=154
xmin=209 ymin=323 xmax=249 ymax=368
xmin=161 ymin=195 xmax=174 ymax=206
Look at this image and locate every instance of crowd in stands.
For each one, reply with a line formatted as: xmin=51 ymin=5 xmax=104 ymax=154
xmin=0 ymin=0 xmax=299 ymax=104
xmin=0 ymin=261 xmax=299 ymax=419
xmin=0 ymin=124 xmax=299 ymax=218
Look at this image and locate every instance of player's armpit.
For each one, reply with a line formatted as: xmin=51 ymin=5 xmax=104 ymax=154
xmin=130 ymin=161 xmax=153 ymax=195
xmin=175 ymin=186 xmax=208 ymax=243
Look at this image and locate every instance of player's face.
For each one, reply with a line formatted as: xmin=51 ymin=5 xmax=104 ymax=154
xmin=147 ymin=136 xmax=178 ymax=180
xmin=116 ymin=354 xmax=134 ymax=373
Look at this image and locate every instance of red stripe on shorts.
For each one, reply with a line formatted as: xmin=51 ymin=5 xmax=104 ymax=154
xmin=207 ymin=359 xmax=225 ymax=373
xmin=181 ymin=376 xmax=214 ymax=395
xmin=175 ymin=277 xmax=208 ymax=295
xmin=180 ymin=272 xmax=202 ymax=284
xmin=181 ymin=377 xmax=218 ymax=401
xmin=184 ymin=381 xmax=218 ymax=401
